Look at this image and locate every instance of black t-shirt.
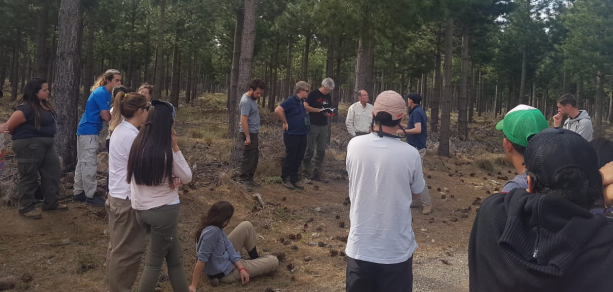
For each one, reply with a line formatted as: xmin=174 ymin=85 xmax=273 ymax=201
xmin=305 ymin=89 xmax=331 ymax=126
xmin=12 ymin=102 xmax=57 ymax=140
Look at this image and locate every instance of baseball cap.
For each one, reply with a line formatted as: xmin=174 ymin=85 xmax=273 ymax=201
xmin=524 ymin=128 xmax=601 ymax=191
xmin=496 ymin=104 xmax=548 ymax=147
xmin=372 ymin=91 xmax=406 ymax=120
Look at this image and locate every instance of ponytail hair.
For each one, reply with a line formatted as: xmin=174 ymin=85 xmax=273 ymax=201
xmin=109 ymin=86 xmax=131 ymax=134
xmin=92 ymin=69 xmax=121 ymax=91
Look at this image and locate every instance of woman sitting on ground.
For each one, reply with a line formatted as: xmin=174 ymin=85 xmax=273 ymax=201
xmin=189 ymin=201 xmax=279 ymax=291
xmin=5 ymin=78 xmax=66 ymax=219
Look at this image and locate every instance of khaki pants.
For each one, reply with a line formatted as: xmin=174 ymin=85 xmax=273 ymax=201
xmin=105 ymin=196 xmax=146 ymax=292
xmin=417 ymin=148 xmax=432 ymax=207
xmin=74 ymin=135 xmax=99 ymax=198
xmin=303 ymin=124 xmax=328 ymax=178
xmin=13 ymin=137 xmax=60 ymax=213
xmin=220 ymin=221 xmax=279 ymax=283
xmin=136 ymin=204 xmax=189 ymax=292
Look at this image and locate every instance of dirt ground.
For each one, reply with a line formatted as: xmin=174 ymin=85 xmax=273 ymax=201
xmin=0 ymin=93 xmax=519 ymax=292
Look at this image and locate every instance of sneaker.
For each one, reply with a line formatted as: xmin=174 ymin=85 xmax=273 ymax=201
xmin=282 ymin=179 xmax=296 ymax=190
xmin=42 ymin=204 xmax=68 ymax=211
xmin=20 ymin=209 xmax=42 ymax=219
xmin=312 ymin=175 xmax=329 ymax=183
xmin=73 ymin=192 xmax=86 ymax=202
xmin=410 ymin=201 xmax=422 ymax=209
xmin=422 ymin=205 xmax=433 ymax=215
xmin=292 ymin=181 xmax=305 ymax=190
xmin=85 ymin=196 xmax=106 ymax=207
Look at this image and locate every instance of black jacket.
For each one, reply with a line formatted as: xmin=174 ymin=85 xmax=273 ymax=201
xmin=469 ymin=189 xmax=613 ymax=292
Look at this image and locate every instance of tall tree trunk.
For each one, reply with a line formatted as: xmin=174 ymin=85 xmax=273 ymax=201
xmin=531 ymin=81 xmax=536 ymax=107
xmin=83 ymin=20 xmax=94 ymax=107
xmin=185 ymin=50 xmax=193 ymax=103
xmin=325 ymin=38 xmax=334 ymax=78
xmin=165 ymin=52 xmax=170 ymax=96
xmin=518 ymin=46 xmax=527 ymax=104
xmin=152 ymin=0 xmax=166 ymax=100
xmin=333 ymin=37 xmax=343 ymax=108
xmin=458 ymin=28 xmax=469 ymax=139
xmin=33 ymin=0 xmax=50 ymax=78
xmin=227 ymin=8 xmax=244 ymax=112
xmin=594 ymin=72 xmax=604 ymax=137
xmin=469 ymin=65 xmax=476 ymax=122
xmin=170 ymin=31 xmax=181 ymax=108
xmin=144 ymin=24 xmax=151 ymax=82
xmin=10 ymin=35 xmax=20 ymax=101
xmin=230 ymin=0 xmax=257 ymax=169
xmin=431 ymin=32 xmax=442 ymax=133
xmin=608 ymin=80 xmax=613 ymax=124
xmin=286 ymin=35 xmax=292 ymax=97
xmin=48 ymin=29 xmax=57 ymax=88
xmin=354 ymin=24 xmax=372 ymax=96
xmin=54 ymin=0 xmax=83 ymax=172
xmin=302 ymin=33 xmax=311 ymax=81
xmin=0 ymin=45 xmax=6 ymax=89
xmin=577 ymin=77 xmax=583 ymax=109
xmin=127 ymin=15 xmax=136 ymax=88
xmin=268 ymin=36 xmax=280 ymax=113
xmin=438 ymin=18 xmax=453 ymax=157
xmin=478 ymin=69 xmax=483 ymax=116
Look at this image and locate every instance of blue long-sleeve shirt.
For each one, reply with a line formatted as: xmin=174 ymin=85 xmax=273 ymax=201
xmin=196 ymin=226 xmax=241 ymax=276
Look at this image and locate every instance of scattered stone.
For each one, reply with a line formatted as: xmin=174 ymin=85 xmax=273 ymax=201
xmin=311 ymin=233 xmax=320 ymax=238
xmin=330 ymin=250 xmax=339 ymax=257
xmin=339 ymin=222 xmax=346 ymax=228
xmin=79 ymin=263 xmax=96 ymax=274
xmin=437 ymin=188 xmax=442 ymax=192
xmin=441 ymin=195 xmax=447 ymax=200
xmin=316 ymin=227 xmax=323 ymax=232
xmin=304 ymin=256 xmax=313 ymax=262
xmin=291 ymin=245 xmax=298 ymax=251
xmin=420 ymin=228 xmax=427 ymax=232
xmin=440 ymin=259 xmax=451 ymax=265
xmin=286 ymin=263 xmax=294 ymax=271
xmin=450 ymin=194 xmax=455 ymax=199
xmin=460 ymin=179 xmax=464 ymax=183
xmin=431 ymin=239 xmax=436 ymax=243
xmin=318 ymin=242 xmax=326 ymax=247
xmin=428 ymin=217 xmax=435 ymax=223
xmin=308 ymin=242 xmax=318 ymax=246
xmin=315 ymin=207 xmax=321 ymax=212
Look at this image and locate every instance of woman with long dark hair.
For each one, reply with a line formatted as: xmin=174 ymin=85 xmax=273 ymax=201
xmin=127 ymin=100 xmax=191 ymax=292
xmin=188 ymin=201 xmax=279 ymax=291
xmin=5 ymin=78 xmax=66 ymax=219
xmin=106 ymin=92 xmax=150 ymax=291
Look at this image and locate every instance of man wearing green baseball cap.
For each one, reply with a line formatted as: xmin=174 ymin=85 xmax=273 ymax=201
xmin=496 ymin=104 xmax=548 ymax=192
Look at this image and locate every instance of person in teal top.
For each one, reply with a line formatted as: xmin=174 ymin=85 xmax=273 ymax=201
xmin=73 ymin=69 xmax=122 ymax=206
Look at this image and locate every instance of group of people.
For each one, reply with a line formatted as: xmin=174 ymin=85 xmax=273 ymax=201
xmin=237 ymin=77 xmax=336 ymax=191
xmin=3 ymin=69 xmax=613 ymax=292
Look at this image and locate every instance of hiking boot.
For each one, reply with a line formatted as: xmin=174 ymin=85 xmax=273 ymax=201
xmin=282 ymin=179 xmax=295 ymax=190
xmin=272 ymin=252 xmax=286 ymax=262
xmin=210 ymin=278 xmax=220 ymax=287
xmin=20 ymin=209 xmax=42 ymax=220
xmin=313 ymin=175 xmax=329 ymax=183
xmin=73 ymin=192 xmax=86 ymax=202
xmin=243 ymin=181 xmax=253 ymax=192
xmin=421 ymin=205 xmax=433 ymax=215
xmin=85 ymin=196 xmax=106 ymax=207
xmin=292 ymin=181 xmax=305 ymax=190
xmin=42 ymin=204 xmax=68 ymax=211
xmin=410 ymin=201 xmax=422 ymax=209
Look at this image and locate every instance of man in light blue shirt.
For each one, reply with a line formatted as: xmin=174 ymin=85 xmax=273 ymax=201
xmin=73 ymin=69 xmax=121 ymax=206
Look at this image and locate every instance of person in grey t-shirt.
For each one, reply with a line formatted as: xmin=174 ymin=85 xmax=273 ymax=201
xmin=238 ymin=79 xmax=265 ymax=191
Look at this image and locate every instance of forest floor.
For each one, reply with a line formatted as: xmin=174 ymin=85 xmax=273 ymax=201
xmin=0 ymin=92 xmax=561 ymax=292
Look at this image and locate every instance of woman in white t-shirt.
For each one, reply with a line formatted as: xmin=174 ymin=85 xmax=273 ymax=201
xmin=127 ymin=100 xmax=192 ymax=291
xmin=106 ymin=91 xmax=150 ymax=291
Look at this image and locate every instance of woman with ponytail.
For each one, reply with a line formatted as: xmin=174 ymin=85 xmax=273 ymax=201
xmin=5 ymin=78 xmax=66 ymax=219
xmin=106 ymin=91 xmax=151 ymax=292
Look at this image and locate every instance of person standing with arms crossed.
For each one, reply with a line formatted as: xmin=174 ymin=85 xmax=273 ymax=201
xmin=398 ymin=93 xmax=432 ymax=215
xmin=303 ymin=78 xmax=334 ymax=183
xmin=74 ymin=69 xmax=122 ymax=206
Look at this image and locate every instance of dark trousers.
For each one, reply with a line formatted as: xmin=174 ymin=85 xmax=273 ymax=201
xmin=346 ymin=256 xmax=413 ymax=292
xmin=282 ymin=134 xmax=307 ymax=184
xmin=239 ymin=133 xmax=259 ymax=181
xmin=13 ymin=137 xmax=60 ymax=213
xmin=303 ymin=124 xmax=328 ymax=178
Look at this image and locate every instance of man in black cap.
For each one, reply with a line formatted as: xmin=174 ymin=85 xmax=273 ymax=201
xmin=469 ymin=128 xmax=613 ymax=292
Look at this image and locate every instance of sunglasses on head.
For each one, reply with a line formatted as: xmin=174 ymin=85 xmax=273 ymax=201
xmin=151 ymin=100 xmax=176 ymax=119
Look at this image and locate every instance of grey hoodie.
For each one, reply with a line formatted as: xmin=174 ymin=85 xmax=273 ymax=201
xmin=563 ymin=110 xmax=593 ymax=141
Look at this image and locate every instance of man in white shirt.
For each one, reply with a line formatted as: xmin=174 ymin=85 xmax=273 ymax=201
xmin=345 ymin=90 xmax=425 ymax=292
xmin=346 ymin=90 xmax=373 ymax=137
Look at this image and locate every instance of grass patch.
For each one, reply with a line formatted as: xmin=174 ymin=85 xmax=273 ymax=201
xmin=188 ymin=129 xmax=203 ymax=139
xmin=255 ymin=157 xmax=282 ymax=178
xmin=262 ymin=176 xmax=283 ymax=184
xmin=494 ymin=156 xmax=512 ymax=168
xmin=475 ymin=158 xmax=495 ymax=173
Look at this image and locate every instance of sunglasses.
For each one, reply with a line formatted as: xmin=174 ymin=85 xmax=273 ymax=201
xmin=151 ymin=100 xmax=176 ymax=119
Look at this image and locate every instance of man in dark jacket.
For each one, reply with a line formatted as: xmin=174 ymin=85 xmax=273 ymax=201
xmin=469 ymin=128 xmax=613 ymax=292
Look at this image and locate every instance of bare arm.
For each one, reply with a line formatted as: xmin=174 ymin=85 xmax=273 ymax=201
xmin=275 ymin=106 xmax=289 ymax=131
xmin=403 ymin=122 xmax=422 ymax=135
xmin=303 ymin=101 xmax=323 ymax=113
xmin=240 ymin=115 xmax=251 ymax=145
xmin=189 ymin=260 xmax=206 ymax=292
xmin=6 ymin=110 xmax=26 ymax=135
xmin=101 ymin=110 xmax=111 ymax=122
